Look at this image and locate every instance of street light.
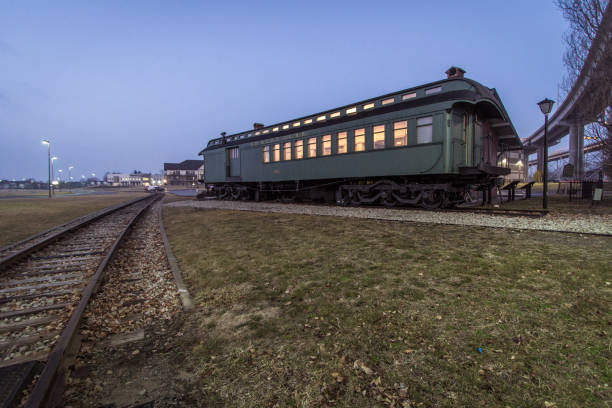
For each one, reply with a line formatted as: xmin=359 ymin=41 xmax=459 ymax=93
xmin=41 ymin=140 xmax=51 ymax=198
xmin=58 ymin=169 xmax=63 ymax=190
xmin=51 ymin=157 xmax=58 ymax=195
xmin=68 ymin=166 xmax=74 ymax=192
xmin=538 ymin=98 xmax=555 ymax=209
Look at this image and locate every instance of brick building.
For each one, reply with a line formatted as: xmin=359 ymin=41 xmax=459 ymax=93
xmin=163 ymin=160 xmax=204 ymax=186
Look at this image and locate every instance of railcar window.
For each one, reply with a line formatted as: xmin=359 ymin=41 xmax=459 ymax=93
xmin=282 ymin=124 xmax=290 ymax=130
xmin=308 ymin=137 xmax=317 ymax=157
xmin=337 ymin=131 xmax=347 ymax=154
xmin=304 ymin=118 xmax=313 ymax=124
xmin=425 ymin=86 xmax=441 ymax=95
xmin=273 ymin=144 xmax=281 ymax=162
xmin=295 ymin=140 xmax=304 ymax=159
xmin=363 ymin=103 xmax=374 ymax=110
xmin=262 ymin=129 xmax=269 ymax=134
xmin=322 ymin=135 xmax=331 ymax=155
xmin=263 ymin=146 xmax=270 ymax=163
xmin=382 ymin=97 xmax=394 ymax=105
xmin=402 ymin=92 xmax=417 ymax=100
xmin=330 ymin=112 xmax=340 ymax=118
xmin=283 ymin=142 xmax=292 ymax=160
xmin=354 ymin=128 xmax=365 ymax=152
xmin=346 ymin=107 xmax=357 ymax=115
xmin=373 ymin=125 xmax=385 ymax=149
xmin=316 ymin=115 xmax=326 ymax=122
xmin=293 ymin=122 xmax=301 ymax=127
xmin=273 ymin=127 xmax=279 ymax=132
xmin=416 ymin=116 xmax=433 ymax=144
xmin=393 ymin=121 xmax=408 ymax=146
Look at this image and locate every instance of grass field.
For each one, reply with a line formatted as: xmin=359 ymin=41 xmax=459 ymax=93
xmin=163 ymin=207 xmax=611 ymax=407
xmin=0 ymin=192 xmax=147 ymax=247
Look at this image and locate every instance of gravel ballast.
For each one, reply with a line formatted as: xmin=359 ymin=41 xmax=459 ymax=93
xmin=166 ymin=200 xmax=612 ymax=236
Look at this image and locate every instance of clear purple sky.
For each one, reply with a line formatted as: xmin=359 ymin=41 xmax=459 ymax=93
xmin=0 ymin=1 xmax=568 ymax=181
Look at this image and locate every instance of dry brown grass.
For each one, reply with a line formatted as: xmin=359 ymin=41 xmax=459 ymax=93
xmin=0 ymin=192 xmax=147 ymax=246
xmin=164 ymin=207 xmax=612 ymax=407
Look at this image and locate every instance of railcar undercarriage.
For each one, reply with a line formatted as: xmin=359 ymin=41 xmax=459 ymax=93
xmin=203 ymin=176 xmax=501 ymax=209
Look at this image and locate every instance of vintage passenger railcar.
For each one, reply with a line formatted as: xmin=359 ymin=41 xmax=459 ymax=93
xmin=199 ymin=67 xmax=522 ymax=208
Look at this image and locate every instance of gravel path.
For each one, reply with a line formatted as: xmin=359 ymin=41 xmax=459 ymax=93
xmin=166 ymin=200 xmax=612 ymax=236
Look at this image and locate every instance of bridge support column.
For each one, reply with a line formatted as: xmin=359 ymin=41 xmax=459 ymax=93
xmin=568 ymin=122 xmax=584 ymax=179
xmin=537 ymin=145 xmax=545 ymax=178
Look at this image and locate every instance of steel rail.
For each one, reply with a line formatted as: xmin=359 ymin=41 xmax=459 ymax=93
xmin=23 ymin=194 xmax=162 ymax=408
xmin=0 ymin=195 xmax=152 ymax=271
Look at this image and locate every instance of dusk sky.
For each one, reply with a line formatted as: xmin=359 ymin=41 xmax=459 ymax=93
xmin=1 ymin=1 xmax=568 ymax=181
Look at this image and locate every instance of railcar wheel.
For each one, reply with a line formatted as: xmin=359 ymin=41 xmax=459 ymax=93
xmin=349 ymin=192 xmax=362 ymax=207
xmin=336 ymin=189 xmax=350 ymax=206
xmin=421 ymin=189 xmax=444 ymax=209
xmin=231 ymin=187 xmax=241 ymax=200
xmin=382 ymin=192 xmax=397 ymax=208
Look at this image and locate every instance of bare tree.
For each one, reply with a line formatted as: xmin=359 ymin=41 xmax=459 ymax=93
xmin=556 ymin=0 xmax=612 ymax=176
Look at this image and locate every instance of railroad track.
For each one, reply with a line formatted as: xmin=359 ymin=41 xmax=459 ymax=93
xmin=0 ymin=194 xmax=161 ymax=408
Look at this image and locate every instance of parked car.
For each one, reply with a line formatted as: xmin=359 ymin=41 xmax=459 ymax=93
xmin=146 ymin=185 xmax=165 ymax=192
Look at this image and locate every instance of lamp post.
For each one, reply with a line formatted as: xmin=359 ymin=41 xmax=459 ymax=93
xmin=68 ymin=166 xmax=74 ymax=192
xmin=58 ymin=169 xmax=63 ymax=190
xmin=51 ymin=156 xmax=58 ymax=196
xmin=537 ymin=98 xmax=555 ymax=209
xmin=41 ymin=140 xmax=51 ymax=198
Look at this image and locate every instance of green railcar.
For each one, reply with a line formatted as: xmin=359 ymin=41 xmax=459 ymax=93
xmin=199 ymin=67 xmax=522 ymax=208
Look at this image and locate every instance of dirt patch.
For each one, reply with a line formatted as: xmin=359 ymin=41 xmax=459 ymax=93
xmin=202 ymin=306 xmax=280 ymax=339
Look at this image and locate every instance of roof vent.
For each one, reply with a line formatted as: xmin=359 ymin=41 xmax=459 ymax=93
xmin=445 ymin=66 xmax=466 ymax=79
xmin=253 ymin=122 xmax=264 ymax=130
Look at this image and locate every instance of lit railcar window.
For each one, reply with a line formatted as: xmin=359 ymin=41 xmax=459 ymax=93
xmin=382 ymin=97 xmax=394 ymax=105
xmin=322 ymin=135 xmax=331 ymax=155
xmin=373 ymin=125 xmax=385 ymax=149
xmin=263 ymin=146 xmax=270 ymax=163
xmin=304 ymin=118 xmax=313 ymax=124
xmin=354 ymin=128 xmax=365 ymax=152
xmin=293 ymin=122 xmax=301 ymax=127
xmin=255 ymin=131 xmax=261 ymax=136
xmin=273 ymin=127 xmax=279 ymax=132
xmin=346 ymin=107 xmax=357 ymax=115
xmin=330 ymin=112 xmax=340 ymax=118
xmin=393 ymin=121 xmax=408 ymax=146
xmin=337 ymin=131 xmax=347 ymax=154
xmin=363 ymin=103 xmax=374 ymax=110
xmin=282 ymin=124 xmax=290 ymax=130
xmin=283 ymin=142 xmax=292 ymax=160
xmin=316 ymin=115 xmax=326 ymax=122
xmin=416 ymin=116 xmax=433 ymax=144
xmin=425 ymin=86 xmax=441 ymax=95
xmin=263 ymin=129 xmax=269 ymax=134
xmin=273 ymin=144 xmax=281 ymax=161
xmin=402 ymin=92 xmax=417 ymax=100
xmin=308 ymin=137 xmax=317 ymax=157
xmin=295 ymin=140 xmax=304 ymax=159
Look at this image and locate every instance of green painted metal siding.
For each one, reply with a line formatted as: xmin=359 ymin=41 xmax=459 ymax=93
xmin=204 ymin=109 xmax=449 ymax=183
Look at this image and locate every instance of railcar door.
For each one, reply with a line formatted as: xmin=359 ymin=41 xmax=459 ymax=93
xmin=226 ymin=147 xmax=240 ymax=178
xmin=452 ymin=111 xmax=470 ymax=168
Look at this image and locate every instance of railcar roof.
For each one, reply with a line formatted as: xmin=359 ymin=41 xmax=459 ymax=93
xmin=200 ymin=77 xmax=521 ymax=154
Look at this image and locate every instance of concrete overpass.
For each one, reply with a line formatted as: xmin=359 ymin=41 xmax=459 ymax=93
xmin=523 ymin=3 xmax=611 ymax=179
xmin=527 ymin=141 xmax=603 ymax=166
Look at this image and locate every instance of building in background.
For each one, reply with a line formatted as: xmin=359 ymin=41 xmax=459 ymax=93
xmin=498 ymin=150 xmax=526 ymax=182
xmin=103 ymin=171 xmax=165 ymax=187
xmin=163 ymin=160 xmax=204 ymax=185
